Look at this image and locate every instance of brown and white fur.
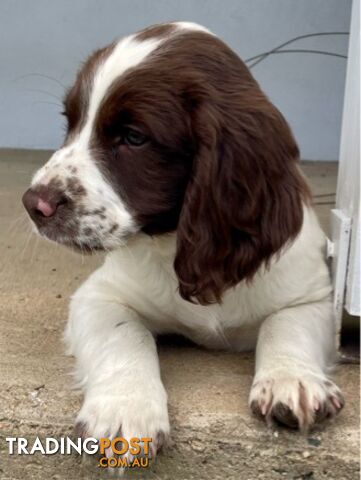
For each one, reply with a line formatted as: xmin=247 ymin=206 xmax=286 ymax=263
xmin=23 ymin=22 xmax=344 ymax=463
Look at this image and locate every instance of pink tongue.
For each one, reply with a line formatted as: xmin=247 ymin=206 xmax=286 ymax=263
xmin=36 ymin=198 xmax=55 ymax=217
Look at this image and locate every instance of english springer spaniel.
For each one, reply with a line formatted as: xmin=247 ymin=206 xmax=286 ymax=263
xmin=23 ymin=22 xmax=344 ymax=459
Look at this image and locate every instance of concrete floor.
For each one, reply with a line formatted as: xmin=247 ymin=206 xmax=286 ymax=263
xmin=0 ymin=149 xmax=359 ymax=480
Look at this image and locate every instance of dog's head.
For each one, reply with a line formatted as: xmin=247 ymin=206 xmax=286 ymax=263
xmin=23 ymin=22 xmax=310 ymax=304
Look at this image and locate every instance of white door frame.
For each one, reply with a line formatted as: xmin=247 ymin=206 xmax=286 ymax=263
xmin=330 ymin=0 xmax=360 ymax=342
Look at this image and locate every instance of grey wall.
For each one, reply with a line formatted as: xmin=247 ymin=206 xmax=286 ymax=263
xmin=0 ymin=0 xmax=351 ymax=160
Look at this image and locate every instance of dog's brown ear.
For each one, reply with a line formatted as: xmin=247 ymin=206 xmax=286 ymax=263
xmin=174 ymin=85 xmax=311 ymax=305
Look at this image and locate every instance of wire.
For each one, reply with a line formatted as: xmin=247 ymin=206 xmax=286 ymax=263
xmin=248 ymin=49 xmax=347 ymax=65
xmin=246 ymin=32 xmax=349 ymax=68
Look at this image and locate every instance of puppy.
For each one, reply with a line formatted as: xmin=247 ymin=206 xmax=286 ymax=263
xmin=23 ymin=22 xmax=344 ymax=459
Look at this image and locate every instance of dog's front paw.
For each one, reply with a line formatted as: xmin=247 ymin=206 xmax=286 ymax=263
xmin=249 ymin=371 xmax=344 ymax=431
xmin=75 ymin=380 xmax=170 ymax=461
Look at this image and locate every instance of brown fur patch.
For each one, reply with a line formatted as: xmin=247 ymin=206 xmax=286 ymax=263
xmin=108 ymin=224 xmax=118 ymax=234
xmin=66 ymin=176 xmax=86 ymax=197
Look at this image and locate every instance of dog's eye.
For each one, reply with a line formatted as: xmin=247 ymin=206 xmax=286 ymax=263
xmin=123 ymin=128 xmax=147 ymax=147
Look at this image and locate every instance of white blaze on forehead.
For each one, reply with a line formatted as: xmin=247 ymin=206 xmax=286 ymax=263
xmin=78 ymin=35 xmax=164 ymax=146
xmin=174 ymin=21 xmax=213 ymax=35
xmin=77 ymin=23 xmax=213 ymax=147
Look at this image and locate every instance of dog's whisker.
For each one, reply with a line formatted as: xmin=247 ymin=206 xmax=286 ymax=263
xmin=32 ymin=100 xmax=63 ymax=109
xmin=20 ymin=225 xmax=35 ymax=260
xmin=30 ymin=234 xmax=40 ymax=264
xmin=25 ymin=88 xmax=63 ymax=102
xmin=14 ymin=72 xmax=66 ymax=90
xmin=6 ymin=212 xmax=28 ymax=236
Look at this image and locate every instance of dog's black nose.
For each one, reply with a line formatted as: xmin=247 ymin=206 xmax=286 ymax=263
xmin=22 ymin=187 xmax=67 ymax=224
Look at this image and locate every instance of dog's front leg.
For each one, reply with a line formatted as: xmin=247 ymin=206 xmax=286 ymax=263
xmin=64 ymin=272 xmax=169 ymax=458
xmin=249 ymin=299 xmax=344 ymax=430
